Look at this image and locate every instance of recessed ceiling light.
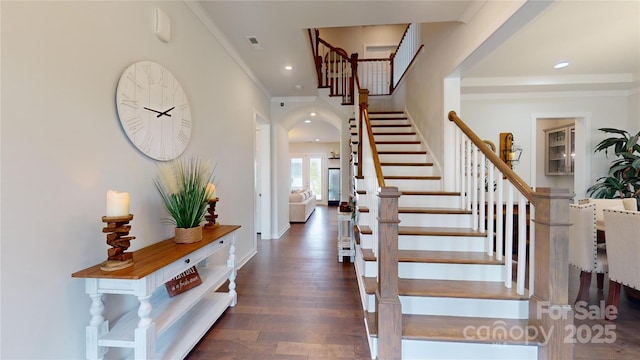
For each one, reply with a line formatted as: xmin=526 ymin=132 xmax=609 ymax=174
xmin=310 ymin=112 xmax=316 ymax=116
xmin=314 ymin=138 xmax=320 ymax=142
xmin=285 ymin=65 xmax=293 ymax=71
xmin=554 ymin=61 xmax=570 ymax=69
xmin=304 ymin=120 xmax=311 ymax=123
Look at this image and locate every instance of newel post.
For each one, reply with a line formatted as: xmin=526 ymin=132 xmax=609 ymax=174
xmin=529 ymin=187 xmax=574 ymax=360
xmin=376 ymin=186 xmax=402 ymax=360
xmin=357 ymin=89 xmax=368 ymax=178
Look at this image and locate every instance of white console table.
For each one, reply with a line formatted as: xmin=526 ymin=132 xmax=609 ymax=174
xmin=337 ymin=212 xmax=354 ymax=262
xmin=72 ymin=225 xmax=240 ymax=360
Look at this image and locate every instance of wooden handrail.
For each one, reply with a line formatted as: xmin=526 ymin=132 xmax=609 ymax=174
xmin=307 ymin=29 xmax=322 ymax=86
xmin=391 ymin=44 xmax=423 ymax=93
xmin=362 ymin=106 xmax=385 ymax=187
xmin=448 ymin=111 xmax=535 ymax=204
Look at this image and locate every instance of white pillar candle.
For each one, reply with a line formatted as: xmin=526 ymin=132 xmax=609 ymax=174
xmin=206 ymin=183 xmax=217 ymax=200
xmin=106 ymin=190 xmax=130 ymax=216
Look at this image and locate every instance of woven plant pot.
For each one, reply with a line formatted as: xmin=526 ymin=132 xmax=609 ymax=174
xmin=174 ymin=225 xmax=203 ymax=244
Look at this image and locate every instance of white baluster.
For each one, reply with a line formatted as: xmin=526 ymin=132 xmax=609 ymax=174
xmin=505 ymin=183 xmax=514 ymax=288
xmin=487 ymin=162 xmax=495 ymax=256
xmin=529 ymin=204 xmax=535 ymax=297
xmin=466 ymin=139 xmax=472 ymax=211
xmin=472 ymin=145 xmax=478 ymax=230
xmin=517 ymin=193 xmax=527 ymax=295
xmin=496 ymin=174 xmax=504 ymax=261
xmin=479 ymin=153 xmax=486 ymax=234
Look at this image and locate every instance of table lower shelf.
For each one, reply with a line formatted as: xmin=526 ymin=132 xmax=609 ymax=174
xmin=100 ymin=264 xmax=232 ymax=350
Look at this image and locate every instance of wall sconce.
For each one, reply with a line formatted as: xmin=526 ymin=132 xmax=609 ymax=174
xmin=499 ymin=132 xmax=522 ymax=168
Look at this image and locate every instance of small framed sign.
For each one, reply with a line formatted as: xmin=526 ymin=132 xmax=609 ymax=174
xmin=165 ymin=266 xmax=202 ymax=297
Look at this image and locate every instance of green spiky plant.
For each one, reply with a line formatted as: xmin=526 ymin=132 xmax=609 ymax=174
xmin=587 ymin=128 xmax=640 ymax=207
xmin=154 ymin=156 xmax=216 ymax=228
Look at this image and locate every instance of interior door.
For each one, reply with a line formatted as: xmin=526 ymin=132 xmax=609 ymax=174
xmin=328 ymin=168 xmax=340 ymax=206
xmin=290 ymin=155 xmax=325 ymax=202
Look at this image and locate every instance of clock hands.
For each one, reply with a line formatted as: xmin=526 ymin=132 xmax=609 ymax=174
xmin=143 ymin=106 xmax=175 ymax=118
xmin=156 ymin=107 xmax=175 ymax=118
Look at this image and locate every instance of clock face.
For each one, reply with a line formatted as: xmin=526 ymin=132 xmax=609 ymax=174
xmin=115 ymin=61 xmax=192 ymax=161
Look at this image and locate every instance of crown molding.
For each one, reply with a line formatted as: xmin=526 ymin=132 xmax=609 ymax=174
xmin=462 ymin=89 xmax=634 ymax=101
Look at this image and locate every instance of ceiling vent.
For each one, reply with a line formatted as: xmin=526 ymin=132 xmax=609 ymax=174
xmin=245 ymin=36 xmax=263 ymax=50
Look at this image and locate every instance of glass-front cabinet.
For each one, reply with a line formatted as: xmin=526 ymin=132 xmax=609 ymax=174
xmin=545 ymin=125 xmax=575 ymax=175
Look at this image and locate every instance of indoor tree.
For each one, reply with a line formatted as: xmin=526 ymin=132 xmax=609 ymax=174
xmin=587 ymin=128 xmax=640 ymax=206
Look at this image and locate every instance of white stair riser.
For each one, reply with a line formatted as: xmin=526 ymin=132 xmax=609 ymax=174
xmin=370 ymin=119 xmax=409 ymax=126
xmin=400 ymin=339 xmax=538 ymax=360
xmin=359 ymin=261 xmax=504 ymax=282
xmin=384 ymin=179 xmax=441 ymax=192
xmin=355 ymin=194 xmax=368 ymax=208
xmin=358 ymin=212 xmax=475 ymax=228
xmin=378 ymin=153 xmax=429 ymax=163
xmin=359 ymin=234 xmax=374 ymax=249
xmin=362 ymin=259 xmax=378 ymax=278
xmin=373 ymin=126 xmax=415 ymax=133
xmin=376 ymin=143 xmax=423 ymax=152
xmin=399 ymin=263 xmax=504 ymax=282
xmin=397 ymin=213 xmax=472 ymax=228
xmin=398 ymin=195 xmax=461 ymax=208
xmin=382 ymin=166 xmax=436 ymax=177
xmin=373 ymin=134 xmax=418 ymax=142
xmin=400 ymin=296 xmax=528 ymax=319
xmin=355 ymin=178 xmax=366 ymax=189
xmin=398 ymin=235 xmax=486 ymax=252
xmin=357 ymin=230 xmax=486 ymax=252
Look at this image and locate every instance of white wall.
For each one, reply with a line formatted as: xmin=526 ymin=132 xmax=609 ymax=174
xmin=391 ymin=1 xmax=526 ymax=168
xmin=629 ymin=90 xmax=640 ymax=130
xmin=1 ymin=1 xmax=269 ymax=358
xmin=461 ymin=92 xmax=631 ymax=198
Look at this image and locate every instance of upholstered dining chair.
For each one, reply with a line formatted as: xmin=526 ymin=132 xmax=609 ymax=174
xmin=569 ymin=203 xmax=608 ymax=304
xmin=579 ymin=198 xmax=638 ymax=231
xmin=602 ymin=208 xmax=640 ymax=320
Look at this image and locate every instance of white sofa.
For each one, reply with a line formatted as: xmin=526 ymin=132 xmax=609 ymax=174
xmin=289 ymin=189 xmax=316 ymax=222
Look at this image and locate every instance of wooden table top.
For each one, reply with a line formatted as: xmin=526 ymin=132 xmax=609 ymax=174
xmin=71 ymin=225 xmax=240 ymax=280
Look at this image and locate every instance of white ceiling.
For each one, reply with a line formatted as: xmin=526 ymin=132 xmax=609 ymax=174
xmin=195 ymin=0 xmax=640 ymax=142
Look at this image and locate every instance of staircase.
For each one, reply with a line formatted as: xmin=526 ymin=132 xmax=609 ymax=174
xmin=351 ymin=111 xmax=539 ymax=359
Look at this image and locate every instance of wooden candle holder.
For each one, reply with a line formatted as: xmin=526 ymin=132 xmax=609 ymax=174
xmin=100 ymin=214 xmax=135 ymax=271
xmin=205 ymin=198 xmax=219 ymax=227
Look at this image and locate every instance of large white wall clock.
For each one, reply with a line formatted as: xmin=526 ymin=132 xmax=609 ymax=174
xmin=115 ymin=61 xmax=192 ymax=161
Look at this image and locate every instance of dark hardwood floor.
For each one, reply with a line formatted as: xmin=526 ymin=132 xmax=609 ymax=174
xmin=186 ymin=206 xmax=371 ymax=359
xmin=186 ymin=205 xmax=640 ymax=359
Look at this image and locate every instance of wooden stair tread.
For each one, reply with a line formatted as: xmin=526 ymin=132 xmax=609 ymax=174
xmin=357 ymin=225 xmax=372 ymax=235
xmin=397 ymin=226 xmax=485 ymax=237
xmin=356 ymin=190 xmax=366 ymax=195
xmin=397 ymin=250 xmax=503 ymax=264
xmin=373 ymin=132 xmax=417 ymax=136
xmin=363 ymin=277 xmax=529 ymax=300
xmin=368 ymin=111 xmax=405 ymax=115
xmin=363 ymin=250 xmax=503 ymax=265
xmin=385 ymin=175 xmax=441 ymax=180
xmin=401 ymin=191 xmax=460 ymax=196
xmin=371 ymin=124 xmax=412 ymax=128
xmin=381 ymin=162 xmax=434 ymax=166
xmin=375 ymin=140 xmax=420 ymax=144
xmin=378 ymin=150 xmax=427 ymax=154
xmin=365 ymin=313 xmax=538 ymax=345
xmin=398 ymin=207 xmax=471 ymax=214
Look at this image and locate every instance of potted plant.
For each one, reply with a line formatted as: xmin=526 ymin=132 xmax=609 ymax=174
xmin=154 ymin=156 xmax=216 ymax=243
xmin=587 ymin=128 xmax=640 ymax=207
